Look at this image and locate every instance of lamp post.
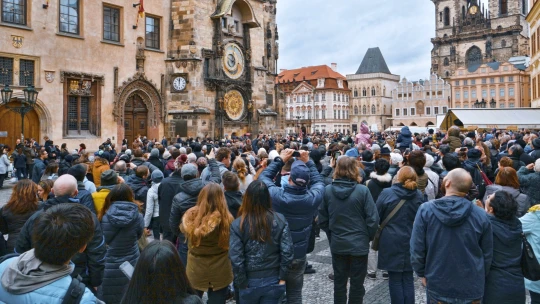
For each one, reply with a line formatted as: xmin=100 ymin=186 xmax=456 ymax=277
xmin=1 ymin=84 xmax=38 ymax=142
xmin=295 ymin=115 xmax=302 ymax=136
xmin=490 ymin=98 xmax=496 ymax=108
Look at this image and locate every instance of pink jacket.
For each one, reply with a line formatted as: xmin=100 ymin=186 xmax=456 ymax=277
xmin=355 ymin=124 xmax=372 ymax=148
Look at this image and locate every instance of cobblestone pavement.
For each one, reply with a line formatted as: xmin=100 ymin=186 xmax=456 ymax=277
xmin=0 ymin=182 xmax=532 ymax=303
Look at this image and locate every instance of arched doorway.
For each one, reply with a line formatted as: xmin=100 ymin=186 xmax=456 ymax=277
xmin=426 ymin=121 xmax=435 ymax=127
xmin=0 ymin=101 xmax=40 ymax=148
xmin=124 ymin=94 xmax=148 ymax=145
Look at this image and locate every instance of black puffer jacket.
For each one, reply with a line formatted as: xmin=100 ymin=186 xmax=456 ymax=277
xmin=77 ymin=181 xmax=97 ymax=214
xmin=157 ymin=172 xmax=184 ymax=235
xmin=125 ymin=175 xmax=149 ymax=209
xmin=169 ymin=159 xmax=221 ymax=236
xmin=366 ymin=172 xmax=392 ymax=203
xmin=15 ymin=196 xmax=106 ymax=288
xmin=0 ymin=206 xmax=39 ymax=253
xmin=229 ymin=212 xmax=294 ymax=289
xmin=99 ymin=201 xmax=143 ymax=304
xmin=225 ymin=190 xmax=243 ymax=219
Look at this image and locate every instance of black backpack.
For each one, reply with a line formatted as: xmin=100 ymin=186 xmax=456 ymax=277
xmin=0 ymin=253 xmax=85 ymax=304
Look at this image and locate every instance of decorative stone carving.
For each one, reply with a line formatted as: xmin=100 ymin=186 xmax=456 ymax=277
xmin=60 ymin=71 xmax=105 ymax=86
xmin=45 ymin=71 xmax=55 ymax=83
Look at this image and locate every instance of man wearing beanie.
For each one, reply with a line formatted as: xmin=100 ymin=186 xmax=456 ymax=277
xmin=169 ymin=156 xmax=222 ymax=266
xmin=67 ymin=164 xmax=97 ymax=214
xmin=125 ymin=165 xmax=150 ymax=212
xmin=145 ymin=170 xmax=164 ymax=240
xmin=92 ymin=169 xmax=119 ymax=216
xmin=530 ymin=138 xmax=540 ymax=161
xmin=462 ymin=148 xmax=487 ymax=198
xmin=148 ymin=148 xmax=164 ymax=172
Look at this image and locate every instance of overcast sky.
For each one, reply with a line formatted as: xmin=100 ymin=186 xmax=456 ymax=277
xmin=276 ymin=0 xmax=436 ymax=81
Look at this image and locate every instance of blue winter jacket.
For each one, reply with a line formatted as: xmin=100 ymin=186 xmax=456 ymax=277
xmin=396 ymin=126 xmax=413 ymax=149
xmin=31 ymin=158 xmax=46 ymax=184
xmin=0 ymin=258 xmax=100 ymax=304
xmin=483 ymin=216 xmax=525 ymax=304
xmin=376 ymin=184 xmax=422 ymax=272
xmin=410 ymin=195 xmax=493 ymax=300
xmin=259 ymin=159 xmax=325 ymax=259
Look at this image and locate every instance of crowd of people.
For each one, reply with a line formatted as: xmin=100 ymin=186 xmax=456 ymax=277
xmin=0 ymin=125 xmax=537 ymax=304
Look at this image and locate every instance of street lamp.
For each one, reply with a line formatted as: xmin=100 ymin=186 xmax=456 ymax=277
xmin=490 ymin=98 xmax=496 ymax=108
xmin=1 ymin=84 xmax=39 ymax=142
xmin=295 ymin=115 xmax=302 ymax=136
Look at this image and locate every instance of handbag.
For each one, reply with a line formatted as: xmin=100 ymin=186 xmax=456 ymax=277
xmin=371 ymin=199 xmax=406 ymax=251
xmin=476 ymin=164 xmax=493 ymax=186
xmin=521 ymin=233 xmax=540 ymax=281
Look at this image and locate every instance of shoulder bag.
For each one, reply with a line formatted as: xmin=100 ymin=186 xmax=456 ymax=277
xmin=521 ymin=232 xmax=540 ymax=281
xmin=371 ymin=199 xmax=406 ymax=251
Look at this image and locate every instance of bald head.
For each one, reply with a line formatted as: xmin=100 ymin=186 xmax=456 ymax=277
xmin=52 ymin=175 xmax=78 ymax=197
xmin=444 ymin=168 xmax=472 ymax=196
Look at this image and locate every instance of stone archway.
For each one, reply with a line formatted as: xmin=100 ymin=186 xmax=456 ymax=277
xmin=114 ymin=73 xmax=163 ymax=145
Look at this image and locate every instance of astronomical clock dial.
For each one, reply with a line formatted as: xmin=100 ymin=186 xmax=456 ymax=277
xmin=468 ymin=5 xmax=479 ymax=15
xmin=222 ymin=43 xmax=245 ymax=80
xmin=172 ymin=77 xmax=187 ymax=92
xmin=224 ymin=90 xmax=245 ymax=121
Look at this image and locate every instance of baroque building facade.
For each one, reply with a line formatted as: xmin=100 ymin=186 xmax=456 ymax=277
xmin=165 ymin=0 xmax=279 ymax=139
xmin=527 ymin=0 xmax=540 ymax=107
xmin=391 ymin=74 xmax=451 ymax=127
xmin=347 ymin=47 xmax=399 ymax=132
xmin=276 ymin=64 xmax=351 ymax=134
xmin=0 ymin=0 xmax=169 ymax=147
xmin=431 ymin=0 xmax=529 ymax=79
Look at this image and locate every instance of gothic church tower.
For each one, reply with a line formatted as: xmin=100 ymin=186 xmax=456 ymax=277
xmin=431 ymin=0 xmax=529 ymax=79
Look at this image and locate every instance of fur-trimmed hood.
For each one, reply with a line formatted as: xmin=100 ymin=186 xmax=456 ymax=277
xmin=181 ymin=207 xmax=222 ymax=238
xmin=369 ymin=172 xmax=392 ymax=183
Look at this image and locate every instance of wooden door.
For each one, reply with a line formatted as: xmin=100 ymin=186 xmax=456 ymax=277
xmin=0 ymin=102 xmax=40 ymax=148
xmin=124 ymin=94 xmax=148 ymax=145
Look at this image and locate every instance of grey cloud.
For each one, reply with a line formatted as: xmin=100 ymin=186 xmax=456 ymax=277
xmin=276 ymin=0 xmax=435 ymax=80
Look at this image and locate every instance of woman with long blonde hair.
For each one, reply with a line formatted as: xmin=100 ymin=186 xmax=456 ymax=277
xmin=0 ymin=180 xmax=40 ymax=252
xmin=181 ymin=183 xmax=234 ymax=304
xmin=233 ymin=157 xmax=253 ymax=191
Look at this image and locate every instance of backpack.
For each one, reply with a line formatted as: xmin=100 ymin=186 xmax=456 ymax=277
xmin=469 ymin=167 xmax=486 ymax=199
xmin=0 ymin=253 xmax=85 ymax=304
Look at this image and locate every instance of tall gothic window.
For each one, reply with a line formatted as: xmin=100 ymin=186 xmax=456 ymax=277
xmin=466 ymin=46 xmax=482 ymax=68
xmin=444 ymin=57 xmax=449 ymax=66
xmin=362 ymin=88 xmax=367 ymax=97
xmin=522 ymin=0 xmax=527 ymax=14
xmin=354 ymin=89 xmax=358 ymax=97
xmin=462 ymin=6 xmax=465 ymax=19
xmin=443 ymin=7 xmax=450 ymax=26
xmin=354 ymin=106 xmax=359 ymax=115
xmin=362 ymin=105 xmax=367 ymax=115
xmin=371 ymin=87 xmax=376 ymax=96
xmin=371 ymin=105 xmax=376 ymax=114
xmin=500 ymin=0 xmax=508 ymax=15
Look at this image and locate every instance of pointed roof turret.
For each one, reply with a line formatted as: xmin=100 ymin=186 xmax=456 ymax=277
xmin=355 ymin=47 xmax=391 ymax=75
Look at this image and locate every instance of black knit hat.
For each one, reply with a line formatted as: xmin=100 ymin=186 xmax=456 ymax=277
xmin=67 ymin=164 xmax=86 ymax=182
xmin=101 ymin=170 xmax=118 ymax=186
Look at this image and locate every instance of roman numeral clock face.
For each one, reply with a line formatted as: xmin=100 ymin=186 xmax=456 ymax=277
xmin=222 ymin=43 xmax=245 ymax=80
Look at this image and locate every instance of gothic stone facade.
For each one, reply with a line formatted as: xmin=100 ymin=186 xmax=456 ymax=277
xmin=165 ymin=0 xmax=279 ymax=139
xmin=527 ymin=0 xmax=540 ymax=108
xmin=431 ymin=0 xmax=529 ymax=79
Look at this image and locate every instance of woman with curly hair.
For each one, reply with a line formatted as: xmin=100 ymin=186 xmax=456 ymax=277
xmin=233 ymin=158 xmax=253 ymax=191
xmin=0 ymin=180 xmax=40 ymax=252
xmin=181 ymin=183 xmax=234 ymax=304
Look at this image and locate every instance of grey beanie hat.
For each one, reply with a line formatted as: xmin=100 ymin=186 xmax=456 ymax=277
xmin=151 ymin=148 xmax=159 ymax=158
xmin=181 ymin=164 xmax=198 ymax=178
xmin=151 ymin=170 xmax=164 ymax=184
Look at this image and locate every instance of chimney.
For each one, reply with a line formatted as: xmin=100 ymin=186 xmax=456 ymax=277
xmin=331 ymin=63 xmax=337 ymax=71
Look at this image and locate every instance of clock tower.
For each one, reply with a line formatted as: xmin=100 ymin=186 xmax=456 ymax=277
xmin=430 ymin=0 xmax=529 ymax=79
xmin=165 ymin=0 xmax=280 ymax=139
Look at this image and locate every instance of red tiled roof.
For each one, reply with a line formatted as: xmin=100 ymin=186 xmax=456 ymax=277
xmin=276 ymin=65 xmax=350 ymax=91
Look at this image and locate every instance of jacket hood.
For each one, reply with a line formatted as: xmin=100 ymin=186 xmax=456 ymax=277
xmin=96 ymin=185 xmax=115 ymax=192
xmin=360 ymin=124 xmax=369 ymax=134
xmin=106 ymin=201 xmax=141 ymax=227
xmin=181 ymin=178 xmax=205 ymax=196
xmin=489 ymin=215 xmax=522 ymax=245
xmin=369 ymin=172 xmax=392 ymax=184
xmin=401 ymin=126 xmax=412 ymax=137
xmin=41 ymin=195 xmax=79 ymax=211
xmin=391 ymin=183 xmax=420 ymax=200
xmin=225 ymin=191 xmax=243 ymax=202
xmin=430 ymin=196 xmax=473 ymax=227
xmin=93 ymin=161 xmax=108 ymax=169
xmin=331 ymin=179 xmax=358 ymax=200
xmin=463 ymin=159 xmax=481 ymax=169
xmin=126 ymin=176 xmax=147 ymax=192
xmin=1 ymin=249 xmax=73 ymax=295
xmin=182 ymin=208 xmax=222 ymax=237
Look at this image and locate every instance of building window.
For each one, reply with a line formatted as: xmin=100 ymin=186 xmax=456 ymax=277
xmin=371 ymin=87 xmax=376 ymax=96
xmin=443 ymin=7 xmax=450 ymax=26
xmin=509 ymin=87 xmax=515 ymax=96
xmin=362 ymin=88 xmax=367 ymax=97
xmin=434 ymin=107 xmax=439 ymax=115
xmin=490 ymin=88 xmax=495 ymax=97
xmin=103 ymin=6 xmax=120 ymax=42
xmin=426 ymin=107 xmax=431 ymax=115
xmin=509 ymin=102 xmax=515 ymax=108
xmin=362 ymin=105 xmax=367 ymax=114
xmin=455 ymin=81 xmax=460 ymax=86
xmin=456 ymin=91 xmax=460 ymax=99
xmin=500 ymin=102 xmax=505 ymax=108
xmin=500 ymin=0 xmax=508 ymax=15
xmin=333 ymin=93 xmax=336 ymax=101
xmin=2 ymin=0 xmax=26 ymax=25
xmin=403 ymin=108 xmax=408 ymax=116
xmin=395 ymin=108 xmax=400 ymax=116
xmin=500 ymin=88 xmax=505 ymax=97
xmin=19 ymin=59 xmax=34 ymax=86
xmin=509 ymin=76 xmax=514 ymax=81
xmin=464 ymin=104 xmax=469 ymax=108
xmin=443 ymin=106 xmax=448 ymax=113
xmin=410 ymin=107 xmax=415 ymax=116
xmin=337 ymin=94 xmax=341 ymax=102
xmin=0 ymin=57 xmax=14 ymax=85
xmin=315 ymin=110 xmax=319 ymax=119
xmin=464 ymin=80 xmax=468 ymax=85
xmin=482 ymin=78 xmax=487 ymax=84
xmin=322 ymin=110 xmax=326 ymax=119
xmin=234 ymin=20 xmax=239 ymax=32
xmin=59 ymin=0 xmax=80 ymax=34
xmin=68 ymin=96 xmax=90 ymax=132
xmin=490 ymin=78 xmax=495 ymax=84
xmin=321 ymin=93 xmax=326 ymax=101
xmin=471 ymin=90 xmax=477 ymax=98
xmin=464 ymin=90 xmax=469 ymax=99
xmin=499 ymin=77 xmax=505 ymax=83
xmin=354 ymin=106 xmax=359 ymax=115
xmin=333 ymin=110 xmax=337 ymax=119
xmin=145 ymin=16 xmax=160 ymax=49
xmin=482 ymin=89 xmax=487 ymax=98
xmin=354 ymin=89 xmax=358 ymax=97
xmin=471 ymin=79 xmax=476 ymax=85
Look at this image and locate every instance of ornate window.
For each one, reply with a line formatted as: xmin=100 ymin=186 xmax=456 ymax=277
xmin=354 ymin=106 xmax=359 ymax=115
xmin=466 ymin=46 xmax=482 ymax=68
xmin=371 ymin=105 xmax=376 ymax=114
xmin=354 ymin=89 xmax=358 ymax=97
xmin=443 ymin=7 xmax=450 ymax=26
xmin=62 ymin=73 xmax=103 ymax=137
xmin=103 ymin=6 xmax=120 ymax=42
xmin=2 ymin=0 xmax=26 ymax=25
xmin=145 ymin=15 xmax=160 ymax=49
xmin=19 ymin=59 xmax=34 ymax=86
xmin=59 ymin=0 xmax=80 ymax=34
xmin=362 ymin=105 xmax=367 ymax=114
xmin=0 ymin=57 xmax=14 ymax=85
xmin=443 ymin=57 xmax=449 ymax=66
xmin=371 ymin=87 xmax=376 ymax=96
xmin=362 ymin=88 xmax=367 ymax=97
